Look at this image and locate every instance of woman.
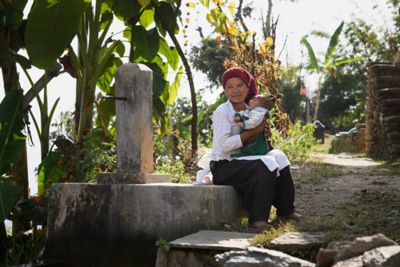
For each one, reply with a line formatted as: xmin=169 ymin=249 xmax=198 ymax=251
xmin=210 ymin=66 xmax=300 ymax=232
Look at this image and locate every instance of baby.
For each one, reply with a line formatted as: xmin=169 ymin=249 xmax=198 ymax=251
xmin=232 ymin=94 xmax=277 ymax=158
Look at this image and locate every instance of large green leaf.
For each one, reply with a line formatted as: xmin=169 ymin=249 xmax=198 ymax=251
xmin=323 ymin=22 xmax=344 ymax=66
xmin=0 ymin=182 xmax=21 ymax=222
xmin=97 ymin=57 xmax=122 ymax=94
xmin=159 ymin=37 xmax=179 ymax=70
xmin=328 ymin=56 xmax=364 ymax=68
xmin=112 ymin=0 xmax=141 ymax=21
xmin=145 ymin=59 xmax=167 ymax=99
xmin=132 ymin=26 xmax=160 ymax=61
xmin=154 ymin=1 xmax=178 ymax=33
xmin=140 ymin=8 xmax=154 ymax=28
xmin=0 ymin=90 xmax=26 ymax=175
xmin=161 ymin=65 xmax=182 ymax=105
xmin=94 ymin=40 xmax=124 ymax=87
xmin=95 ymin=98 xmax=115 ymax=129
xmin=301 ymin=37 xmax=320 ymax=73
xmin=25 ymin=0 xmax=90 ymax=69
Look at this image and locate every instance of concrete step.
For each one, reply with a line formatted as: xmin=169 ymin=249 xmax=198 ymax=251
xmin=155 ymin=231 xmax=324 ymax=267
xmin=155 ymin=230 xmax=255 ymax=267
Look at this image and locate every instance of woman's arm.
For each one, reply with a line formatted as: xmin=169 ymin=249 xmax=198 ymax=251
xmin=240 ymin=118 xmax=266 ymax=143
xmin=212 ymin=108 xmax=243 ymax=154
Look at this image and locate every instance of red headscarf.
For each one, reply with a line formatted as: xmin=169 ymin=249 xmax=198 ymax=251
xmin=221 ymin=67 xmax=259 ymax=104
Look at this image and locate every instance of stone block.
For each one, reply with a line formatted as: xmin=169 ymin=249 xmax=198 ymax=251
xmin=270 ymin=232 xmax=326 ymax=253
xmin=156 ymin=230 xmax=255 ymax=267
xmin=215 ymin=246 xmax=315 ymax=267
xmin=43 ymin=183 xmax=241 ymax=267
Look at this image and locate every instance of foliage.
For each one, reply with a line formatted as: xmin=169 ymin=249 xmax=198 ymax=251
xmin=153 ymin=90 xmax=215 ymax=174
xmin=155 ymin=156 xmax=192 ymax=183
xmin=319 ymin=70 xmax=365 ymax=131
xmin=38 ymin=128 xmax=116 ymax=195
xmin=0 ymin=90 xmax=28 ymax=265
xmin=0 ymin=0 xmax=30 ymax=72
xmin=279 ymin=64 xmax=304 ymax=122
xmin=4 ymin=227 xmax=45 ymax=266
xmin=271 ymin=122 xmax=319 ymax=163
xmin=301 ymin=22 xmax=364 ymax=121
xmin=25 ymin=0 xmax=90 ymax=69
xmin=4 ymin=195 xmax=47 ymax=265
xmin=156 ymin=238 xmax=171 ymax=252
xmin=198 ymin=0 xmax=295 ymax=141
xmin=0 ymin=91 xmax=25 ymax=222
xmin=190 ymin=37 xmax=233 ymax=87
xmin=325 ymin=2 xmax=400 ymax=130
xmin=0 ymin=90 xmax=26 ymax=177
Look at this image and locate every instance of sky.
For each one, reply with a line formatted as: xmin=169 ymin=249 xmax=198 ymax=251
xmin=0 ymin=0 xmax=394 ymax=196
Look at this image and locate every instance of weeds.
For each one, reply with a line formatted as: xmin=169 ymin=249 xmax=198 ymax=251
xmin=155 ymin=156 xmax=193 ymax=183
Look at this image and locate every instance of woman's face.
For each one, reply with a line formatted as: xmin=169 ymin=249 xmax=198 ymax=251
xmin=224 ymin=77 xmax=249 ymax=105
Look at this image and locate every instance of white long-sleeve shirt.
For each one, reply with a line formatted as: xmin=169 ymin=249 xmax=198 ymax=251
xmin=211 ymin=100 xmax=243 ymax=161
xmin=210 ymin=100 xmax=290 ymax=172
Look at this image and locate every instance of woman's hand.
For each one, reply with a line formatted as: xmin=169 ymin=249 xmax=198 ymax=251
xmin=240 ymin=118 xmax=266 ymax=144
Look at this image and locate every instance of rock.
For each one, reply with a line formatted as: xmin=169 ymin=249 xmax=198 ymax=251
xmin=316 ymin=241 xmax=352 ymax=267
xmin=362 ymin=245 xmax=400 ymax=267
xmin=335 ymin=234 xmax=397 ymax=262
xmin=316 ymin=234 xmax=398 ymax=267
xmin=331 ymin=255 xmax=363 ymax=267
xmin=215 ymin=246 xmax=315 ymax=267
xmin=270 ymin=232 xmax=326 ymax=253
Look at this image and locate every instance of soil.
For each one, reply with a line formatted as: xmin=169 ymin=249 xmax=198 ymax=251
xmin=292 ymin=152 xmax=400 ymax=219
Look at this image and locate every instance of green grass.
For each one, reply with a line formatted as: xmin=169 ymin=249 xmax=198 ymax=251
xmin=244 ymin=189 xmax=400 ymax=262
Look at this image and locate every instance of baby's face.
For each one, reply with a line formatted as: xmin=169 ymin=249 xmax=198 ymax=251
xmin=248 ymin=96 xmax=263 ymax=109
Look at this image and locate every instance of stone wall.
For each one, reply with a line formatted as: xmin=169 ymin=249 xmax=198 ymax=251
xmin=330 ymin=123 xmax=366 ymax=154
xmin=366 ymin=63 xmax=400 ymax=160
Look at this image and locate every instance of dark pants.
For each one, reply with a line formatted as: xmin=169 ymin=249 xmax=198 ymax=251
xmin=210 ymin=160 xmax=295 ymax=224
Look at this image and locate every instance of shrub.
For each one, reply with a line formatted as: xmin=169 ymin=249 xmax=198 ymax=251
xmin=155 ymin=156 xmax=193 ymax=183
xmin=271 ymin=122 xmax=319 ymax=163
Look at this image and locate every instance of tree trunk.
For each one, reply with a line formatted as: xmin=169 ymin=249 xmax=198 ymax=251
xmin=168 ymin=30 xmax=198 ymax=155
xmin=11 ymin=150 xmax=30 ymax=235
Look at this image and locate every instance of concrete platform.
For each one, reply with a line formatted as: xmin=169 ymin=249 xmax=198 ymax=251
xmin=43 ymin=183 xmax=241 ymax=267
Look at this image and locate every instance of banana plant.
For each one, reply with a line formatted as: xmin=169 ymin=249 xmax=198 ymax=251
xmin=301 ymin=21 xmax=364 ymax=121
xmin=0 ymin=90 xmax=25 ymax=264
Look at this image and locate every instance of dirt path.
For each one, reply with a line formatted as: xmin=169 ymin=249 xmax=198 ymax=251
xmin=292 ymin=153 xmax=400 ymax=218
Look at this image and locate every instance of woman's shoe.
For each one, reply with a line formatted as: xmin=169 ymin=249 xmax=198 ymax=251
xmin=248 ymin=221 xmax=273 ymax=233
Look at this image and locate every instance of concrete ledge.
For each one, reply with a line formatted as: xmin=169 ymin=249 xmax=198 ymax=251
xmin=97 ymin=172 xmax=171 ymax=184
xmin=43 ymin=183 xmax=241 ymax=267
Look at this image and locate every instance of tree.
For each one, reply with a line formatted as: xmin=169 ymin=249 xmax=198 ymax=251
xmin=301 ymin=22 xmax=364 ymax=121
xmin=319 ymin=68 xmax=365 ymax=130
xmin=323 ymin=1 xmax=400 ymax=129
xmin=190 ymin=38 xmax=233 ymax=87
xmin=279 ymin=64 xmax=303 ymax=122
